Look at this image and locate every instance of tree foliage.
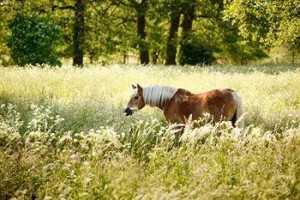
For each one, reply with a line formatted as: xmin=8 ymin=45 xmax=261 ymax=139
xmin=179 ymin=35 xmax=215 ymax=65
xmin=7 ymin=13 xmax=62 ymax=66
xmin=223 ymin=0 xmax=300 ymax=49
xmin=0 ymin=0 xmax=298 ymax=66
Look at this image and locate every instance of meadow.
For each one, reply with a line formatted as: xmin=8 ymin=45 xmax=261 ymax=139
xmin=0 ymin=64 xmax=300 ymax=199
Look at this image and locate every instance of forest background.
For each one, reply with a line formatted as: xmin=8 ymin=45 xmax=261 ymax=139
xmin=0 ymin=0 xmax=299 ymax=67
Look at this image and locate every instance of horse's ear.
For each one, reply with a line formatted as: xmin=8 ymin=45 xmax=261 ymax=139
xmin=132 ymin=84 xmax=137 ymax=89
xmin=137 ymin=84 xmax=143 ymax=94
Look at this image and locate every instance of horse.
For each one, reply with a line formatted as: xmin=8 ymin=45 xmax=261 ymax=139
xmin=124 ymin=84 xmax=244 ymax=129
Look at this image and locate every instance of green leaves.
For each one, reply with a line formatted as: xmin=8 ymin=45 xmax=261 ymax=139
xmin=223 ymin=0 xmax=300 ymax=48
xmin=1 ymin=0 xmax=299 ymax=66
xmin=7 ymin=13 xmax=62 ymax=66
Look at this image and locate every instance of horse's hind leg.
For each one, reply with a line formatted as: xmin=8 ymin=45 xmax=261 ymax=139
xmin=231 ymin=109 xmax=237 ymax=127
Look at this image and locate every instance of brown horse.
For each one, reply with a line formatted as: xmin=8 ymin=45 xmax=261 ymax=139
xmin=125 ymin=84 xmax=244 ymax=128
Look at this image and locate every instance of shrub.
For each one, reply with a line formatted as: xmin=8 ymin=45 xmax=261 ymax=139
xmin=179 ymin=38 xmax=215 ymax=66
xmin=7 ymin=13 xmax=62 ymax=67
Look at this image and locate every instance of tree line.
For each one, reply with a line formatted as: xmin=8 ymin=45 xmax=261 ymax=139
xmin=0 ymin=0 xmax=299 ymax=67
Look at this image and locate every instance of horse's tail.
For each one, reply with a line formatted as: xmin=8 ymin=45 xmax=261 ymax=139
xmin=231 ymin=92 xmax=245 ymax=128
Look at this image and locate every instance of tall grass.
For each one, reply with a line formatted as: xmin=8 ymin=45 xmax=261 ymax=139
xmin=0 ymin=64 xmax=300 ymax=199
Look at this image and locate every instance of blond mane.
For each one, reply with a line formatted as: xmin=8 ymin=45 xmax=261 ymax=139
xmin=142 ymin=86 xmax=177 ymax=108
xmin=132 ymin=85 xmax=177 ymax=108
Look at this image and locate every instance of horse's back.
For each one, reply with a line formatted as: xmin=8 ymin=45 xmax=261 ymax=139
xmin=202 ymin=88 xmax=235 ymax=105
xmin=199 ymin=88 xmax=237 ymax=121
xmin=163 ymin=88 xmax=239 ymax=124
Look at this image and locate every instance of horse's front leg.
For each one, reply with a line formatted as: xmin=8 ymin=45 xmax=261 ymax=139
xmin=163 ymin=111 xmax=186 ymax=141
xmin=168 ymin=123 xmax=185 ymax=141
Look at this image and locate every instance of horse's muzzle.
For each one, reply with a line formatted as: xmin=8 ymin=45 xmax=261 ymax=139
xmin=124 ymin=107 xmax=133 ymax=116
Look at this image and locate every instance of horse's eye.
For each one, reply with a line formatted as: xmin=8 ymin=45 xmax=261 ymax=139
xmin=134 ymin=96 xmax=139 ymax=100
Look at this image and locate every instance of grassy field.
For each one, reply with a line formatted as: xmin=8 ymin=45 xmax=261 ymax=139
xmin=0 ymin=64 xmax=300 ymax=199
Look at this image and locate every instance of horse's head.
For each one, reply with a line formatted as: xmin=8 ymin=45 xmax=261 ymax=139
xmin=124 ymin=84 xmax=145 ymax=116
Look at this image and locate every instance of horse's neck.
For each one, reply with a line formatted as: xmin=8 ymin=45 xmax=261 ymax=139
xmin=143 ymin=86 xmax=177 ymax=108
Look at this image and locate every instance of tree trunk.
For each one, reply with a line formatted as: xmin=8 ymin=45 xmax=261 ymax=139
xmin=181 ymin=0 xmax=195 ymax=45
xmin=178 ymin=0 xmax=196 ymax=65
xmin=73 ymin=0 xmax=85 ymax=67
xmin=165 ymin=9 xmax=181 ymax=65
xmin=136 ymin=0 xmax=150 ymax=65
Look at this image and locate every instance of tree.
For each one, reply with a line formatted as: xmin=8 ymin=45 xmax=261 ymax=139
xmin=178 ymin=0 xmax=267 ymax=65
xmin=49 ymin=0 xmax=86 ymax=67
xmin=223 ymin=0 xmax=300 ymax=63
xmin=165 ymin=0 xmax=181 ymax=65
xmin=111 ymin=0 xmax=150 ymax=64
xmin=178 ymin=0 xmax=197 ymax=65
xmin=73 ymin=0 xmax=85 ymax=67
xmin=1 ymin=0 xmax=293 ymax=67
xmin=0 ymin=0 xmax=86 ymax=66
xmin=136 ymin=0 xmax=150 ymax=64
xmin=7 ymin=13 xmax=62 ymax=66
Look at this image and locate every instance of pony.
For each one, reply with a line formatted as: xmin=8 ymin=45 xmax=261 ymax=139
xmin=125 ymin=84 xmax=244 ymax=128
